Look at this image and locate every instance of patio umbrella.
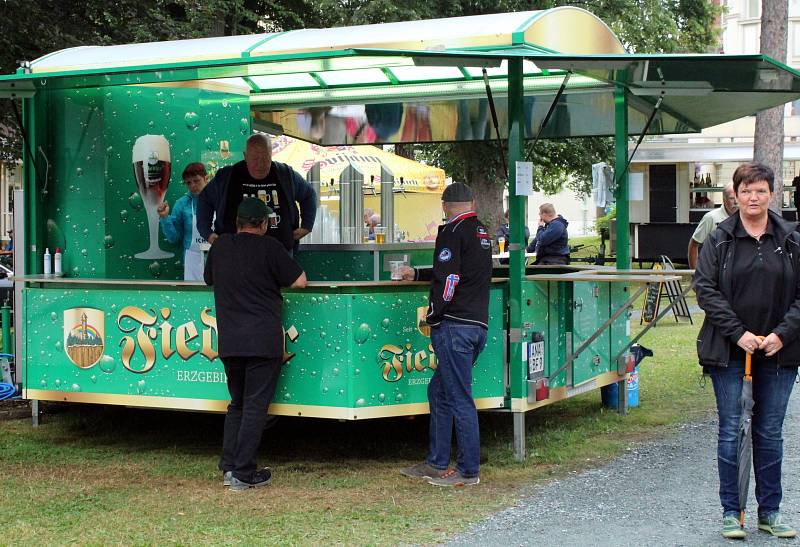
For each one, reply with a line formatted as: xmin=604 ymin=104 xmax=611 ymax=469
xmin=737 ymin=350 xmax=756 ymax=527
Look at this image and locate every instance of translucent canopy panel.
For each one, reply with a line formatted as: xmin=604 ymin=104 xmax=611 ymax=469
xmin=24 ymin=8 xmax=624 ymax=75
xmin=30 ymin=34 xmax=270 ymax=72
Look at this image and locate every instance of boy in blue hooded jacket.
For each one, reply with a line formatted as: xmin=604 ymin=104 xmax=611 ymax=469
xmin=158 ymin=162 xmax=209 ymax=280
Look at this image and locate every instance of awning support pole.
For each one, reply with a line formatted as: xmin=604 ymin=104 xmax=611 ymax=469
xmin=611 ymin=277 xmax=695 ymax=364
xmin=21 ymin=98 xmax=39 ymax=276
xmin=482 ymin=68 xmax=508 ymax=180
xmin=614 ymin=82 xmax=630 ymax=269
xmin=525 ymin=71 xmax=571 ymax=162
xmin=617 ymin=96 xmax=663 ymax=186
xmin=507 ymin=58 xmax=526 ymax=462
xmin=544 ymin=283 xmax=647 ymax=384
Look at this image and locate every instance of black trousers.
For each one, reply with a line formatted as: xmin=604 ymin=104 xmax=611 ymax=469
xmin=219 ymin=356 xmax=282 ymax=480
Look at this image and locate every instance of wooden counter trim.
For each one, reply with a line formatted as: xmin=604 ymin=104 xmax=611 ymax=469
xmin=18 ymin=271 xmax=676 ymax=287
xmin=14 ymin=275 xmax=506 ymax=288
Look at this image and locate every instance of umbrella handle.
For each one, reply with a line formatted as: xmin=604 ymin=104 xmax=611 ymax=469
xmin=744 ymin=336 xmax=763 ymax=380
xmin=744 ymin=352 xmax=752 ymax=380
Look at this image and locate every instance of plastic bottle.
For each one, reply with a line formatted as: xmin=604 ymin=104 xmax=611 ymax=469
xmin=43 ymin=248 xmax=52 ymax=277
xmin=54 ymin=247 xmax=62 ymax=277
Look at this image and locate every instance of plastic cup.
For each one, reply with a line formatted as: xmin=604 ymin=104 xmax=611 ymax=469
xmin=341 ymin=227 xmax=358 ymax=244
xmin=498 ymin=237 xmax=506 ymax=253
xmin=390 ymin=260 xmax=408 ymax=280
xmin=375 ymin=226 xmax=386 ymax=244
xmin=362 ymin=227 xmax=372 ymax=243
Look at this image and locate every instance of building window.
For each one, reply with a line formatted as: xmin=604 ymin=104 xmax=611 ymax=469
xmin=745 ymin=0 xmax=760 ymax=19
xmin=794 ymin=23 xmax=800 ymax=57
xmin=743 ymin=23 xmax=760 ymax=53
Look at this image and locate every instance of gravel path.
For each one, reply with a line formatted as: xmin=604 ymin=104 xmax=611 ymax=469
xmin=448 ymin=390 xmax=800 ymax=546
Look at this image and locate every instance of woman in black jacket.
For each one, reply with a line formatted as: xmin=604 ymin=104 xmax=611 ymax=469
xmin=695 ymin=162 xmax=800 ymax=539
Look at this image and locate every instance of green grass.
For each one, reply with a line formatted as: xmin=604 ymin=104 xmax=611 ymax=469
xmin=0 ymin=317 xmax=710 ymax=545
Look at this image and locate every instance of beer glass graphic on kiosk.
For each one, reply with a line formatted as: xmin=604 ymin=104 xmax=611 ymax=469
xmin=132 ymin=135 xmax=174 ymax=259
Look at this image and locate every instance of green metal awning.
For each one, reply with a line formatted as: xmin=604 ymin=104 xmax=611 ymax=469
xmin=1 ymin=7 xmax=799 ymax=144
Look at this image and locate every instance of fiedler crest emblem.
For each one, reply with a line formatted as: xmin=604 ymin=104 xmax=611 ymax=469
xmin=63 ymin=308 xmax=105 ymax=369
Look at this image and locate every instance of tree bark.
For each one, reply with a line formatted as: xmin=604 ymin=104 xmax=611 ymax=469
xmin=470 ymin=170 xmax=505 ymax=235
xmin=394 ymin=144 xmax=414 ymax=159
xmin=753 ymin=0 xmax=788 ymax=212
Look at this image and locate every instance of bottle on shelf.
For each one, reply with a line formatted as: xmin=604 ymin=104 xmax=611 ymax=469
xmin=54 ymin=247 xmax=62 ymax=277
xmin=43 ymin=248 xmax=52 ymax=277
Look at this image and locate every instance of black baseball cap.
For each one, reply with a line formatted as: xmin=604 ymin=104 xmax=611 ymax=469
xmin=237 ymin=197 xmax=272 ymax=222
xmin=442 ymin=182 xmax=474 ymax=203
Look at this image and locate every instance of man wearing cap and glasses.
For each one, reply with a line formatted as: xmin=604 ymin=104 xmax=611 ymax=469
xmin=204 ymin=197 xmax=307 ymax=491
xmin=396 ymin=182 xmax=492 ymax=487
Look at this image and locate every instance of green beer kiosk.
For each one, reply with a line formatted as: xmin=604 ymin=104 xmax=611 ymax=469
xmin=2 ymin=8 xmax=799 ymax=459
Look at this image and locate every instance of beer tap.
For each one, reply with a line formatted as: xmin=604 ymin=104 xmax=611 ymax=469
xmin=394 ymin=176 xmax=406 ymax=197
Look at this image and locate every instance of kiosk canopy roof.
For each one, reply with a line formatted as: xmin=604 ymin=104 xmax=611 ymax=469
xmin=2 ymin=8 xmax=800 ymax=143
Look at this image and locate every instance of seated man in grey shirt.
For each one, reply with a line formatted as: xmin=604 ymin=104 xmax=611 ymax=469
xmin=688 ymin=183 xmax=736 ymax=269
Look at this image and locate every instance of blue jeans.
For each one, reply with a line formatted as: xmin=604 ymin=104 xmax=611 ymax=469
xmin=709 ymin=360 xmax=797 ymax=517
xmin=426 ymin=320 xmax=487 ymax=478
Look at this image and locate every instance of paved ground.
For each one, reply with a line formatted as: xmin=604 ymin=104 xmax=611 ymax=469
xmin=448 ymin=389 xmax=800 ymax=546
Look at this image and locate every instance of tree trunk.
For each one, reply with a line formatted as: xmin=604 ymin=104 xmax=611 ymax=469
xmin=753 ymin=0 xmax=788 ymax=212
xmin=394 ymin=144 xmax=414 ymax=159
xmin=470 ymin=170 xmax=505 ymax=235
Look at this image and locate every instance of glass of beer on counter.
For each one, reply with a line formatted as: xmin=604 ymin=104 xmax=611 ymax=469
xmin=375 ymin=226 xmax=387 ymax=244
xmin=498 ymin=236 xmax=506 ymax=253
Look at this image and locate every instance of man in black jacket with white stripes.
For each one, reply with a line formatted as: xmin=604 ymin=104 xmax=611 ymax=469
xmin=398 ymin=182 xmax=492 ymax=487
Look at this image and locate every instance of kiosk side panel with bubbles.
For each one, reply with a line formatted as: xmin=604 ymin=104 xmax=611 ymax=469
xmin=41 ymin=85 xmax=250 ymax=280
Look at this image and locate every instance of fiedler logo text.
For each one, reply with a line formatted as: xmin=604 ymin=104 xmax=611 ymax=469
xmin=116 ymin=306 xmax=218 ymax=373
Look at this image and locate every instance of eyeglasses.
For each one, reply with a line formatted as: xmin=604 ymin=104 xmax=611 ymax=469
xmin=738 ymin=189 xmax=770 ymax=198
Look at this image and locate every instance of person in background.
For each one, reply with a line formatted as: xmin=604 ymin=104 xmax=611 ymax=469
xmin=197 ymin=133 xmax=317 ymax=256
xmin=158 ymin=162 xmax=209 ymax=281
xmin=363 ymin=208 xmax=381 ymax=238
xmin=205 ymin=197 xmax=307 ymax=491
xmin=695 ymin=162 xmax=800 ymax=539
xmin=0 ymin=229 xmax=13 ymax=258
xmin=526 ymin=203 xmax=569 ymax=265
xmin=397 ymin=182 xmax=492 ymax=487
xmin=687 ymin=183 xmax=737 ymax=269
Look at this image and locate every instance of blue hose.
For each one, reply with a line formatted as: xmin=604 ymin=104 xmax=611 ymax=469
xmin=0 ymin=353 xmax=15 ymax=399
xmin=0 ymin=383 xmax=16 ymax=400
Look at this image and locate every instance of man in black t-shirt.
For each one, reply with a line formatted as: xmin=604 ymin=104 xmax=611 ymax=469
xmin=204 ymin=197 xmax=307 ymax=491
xmin=397 ymin=182 xmax=492 ymax=487
xmin=197 ymin=133 xmax=317 ymax=255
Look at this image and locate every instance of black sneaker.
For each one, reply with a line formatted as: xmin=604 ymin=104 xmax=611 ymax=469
xmin=400 ymin=462 xmax=447 ymax=479
xmin=229 ymin=468 xmax=272 ymax=491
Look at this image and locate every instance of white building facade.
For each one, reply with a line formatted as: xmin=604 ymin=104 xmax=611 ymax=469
xmin=632 ymin=0 xmax=800 ymax=227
